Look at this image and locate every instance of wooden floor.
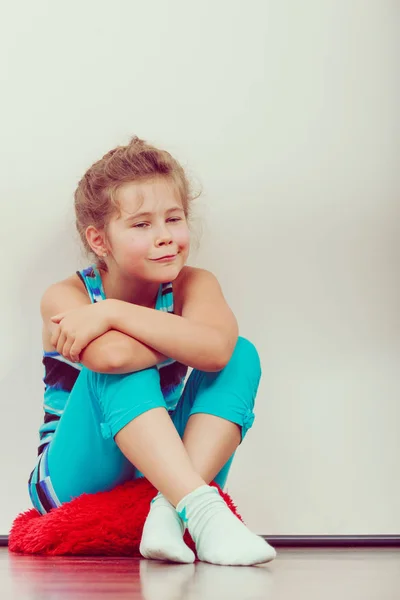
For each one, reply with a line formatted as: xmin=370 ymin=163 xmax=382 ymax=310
xmin=1 ymin=547 xmax=399 ymax=599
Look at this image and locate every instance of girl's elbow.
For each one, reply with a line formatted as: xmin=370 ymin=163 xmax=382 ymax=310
xmin=104 ymin=347 xmax=129 ymax=372
xmin=81 ymin=343 xmax=127 ymax=374
xmin=207 ymin=336 xmax=236 ymax=372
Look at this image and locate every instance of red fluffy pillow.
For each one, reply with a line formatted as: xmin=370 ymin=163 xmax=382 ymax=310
xmin=9 ymin=478 xmax=242 ymax=557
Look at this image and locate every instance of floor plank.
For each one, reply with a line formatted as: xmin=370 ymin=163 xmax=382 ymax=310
xmin=1 ymin=547 xmax=399 ymax=599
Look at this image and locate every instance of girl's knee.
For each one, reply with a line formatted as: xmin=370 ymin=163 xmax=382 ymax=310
xmin=91 ymin=365 xmax=161 ymax=395
xmin=228 ymin=337 xmax=262 ymax=413
xmin=231 ymin=336 xmax=261 ymax=377
xmin=81 ymin=366 xmax=166 ymax=440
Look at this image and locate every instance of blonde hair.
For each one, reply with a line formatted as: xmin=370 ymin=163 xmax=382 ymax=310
xmin=74 ymin=136 xmax=197 ymax=270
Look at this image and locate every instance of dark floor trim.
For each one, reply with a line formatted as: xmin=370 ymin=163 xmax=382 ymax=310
xmin=2 ymin=534 xmax=400 ymax=549
xmin=264 ymin=535 xmax=400 ymax=547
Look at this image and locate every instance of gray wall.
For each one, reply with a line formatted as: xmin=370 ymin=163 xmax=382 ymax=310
xmin=1 ymin=0 xmax=399 ymax=534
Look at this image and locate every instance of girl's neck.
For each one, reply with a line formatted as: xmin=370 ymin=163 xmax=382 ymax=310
xmin=99 ymin=267 xmax=160 ymax=308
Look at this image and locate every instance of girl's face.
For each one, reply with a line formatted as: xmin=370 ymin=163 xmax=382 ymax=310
xmin=105 ymin=177 xmax=190 ymax=282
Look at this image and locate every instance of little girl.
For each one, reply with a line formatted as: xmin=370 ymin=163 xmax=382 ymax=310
xmin=28 ymin=136 xmax=276 ymax=566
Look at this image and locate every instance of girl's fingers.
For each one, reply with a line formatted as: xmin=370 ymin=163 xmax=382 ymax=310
xmin=50 ymin=325 xmax=60 ymax=347
xmin=70 ymin=341 xmax=81 ymax=362
xmin=63 ymin=338 xmax=74 ymax=361
xmin=57 ymin=332 xmax=67 ymax=355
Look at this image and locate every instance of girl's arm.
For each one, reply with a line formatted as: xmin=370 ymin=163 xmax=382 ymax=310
xmin=80 ymin=332 xmax=169 ymax=373
xmin=109 ymin=267 xmax=239 ymax=373
xmin=41 ymin=282 xmax=169 ymax=373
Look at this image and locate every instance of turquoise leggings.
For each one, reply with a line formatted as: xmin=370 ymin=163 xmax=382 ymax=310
xmin=29 ymin=337 xmax=261 ymax=514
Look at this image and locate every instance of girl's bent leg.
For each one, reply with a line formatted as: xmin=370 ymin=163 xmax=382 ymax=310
xmin=173 ymin=336 xmax=261 ymax=489
xmin=115 ymin=408 xmax=205 ymax=507
xmin=44 ymin=366 xmax=204 ymax=511
xmin=182 ymin=415 xmax=240 ymax=486
xmin=115 ymin=407 xmax=206 ymax=564
xmin=45 ymin=366 xmax=169 ymax=507
xmin=172 ymin=337 xmax=276 ymax=565
xmin=31 ymin=364 xmax=202 ymax=564
xmin=138 ymin=336 xmax=262 ymax=565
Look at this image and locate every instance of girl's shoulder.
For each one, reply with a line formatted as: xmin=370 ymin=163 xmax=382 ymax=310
xmin=43 ymin=271 xmax=88 ymax=299
xmin=172 ymin=266 xmax=219 ymax=314
xmin=174 ymin=265 xmax=208 ymax=285
xmin=40 ymin=270 xmax=92 ymax=322
xmin=174 ymin=265 xmax=218 ymax=284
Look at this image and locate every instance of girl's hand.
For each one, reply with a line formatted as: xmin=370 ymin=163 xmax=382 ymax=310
xmin=50 ymin=300 xmax=115 ymax=362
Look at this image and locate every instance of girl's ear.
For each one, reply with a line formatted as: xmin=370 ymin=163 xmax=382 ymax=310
xmin=85 ymin=225 xmax=108 ymax=258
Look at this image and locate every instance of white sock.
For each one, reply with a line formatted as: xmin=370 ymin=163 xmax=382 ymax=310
xmin=176 ymin=485 xmax=277 ymax=566
xmin=139 ymin=492 xmax=195 ymax=563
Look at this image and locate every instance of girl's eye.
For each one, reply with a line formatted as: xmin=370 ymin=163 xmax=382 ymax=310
xmin=133 ymin=223 xmax=148 ymax=228
xmin=133 ymin=217 xmax=182 ymax=228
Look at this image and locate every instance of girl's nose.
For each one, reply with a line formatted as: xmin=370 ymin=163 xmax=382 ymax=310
xmin=155 ymin=227 xmax=173 ymax=245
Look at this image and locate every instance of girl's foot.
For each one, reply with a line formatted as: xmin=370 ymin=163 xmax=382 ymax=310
xmin=176 ymin=485 xmax=277 ymax=566
xmin=140 ymin=493 xmax=195 ymax=563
